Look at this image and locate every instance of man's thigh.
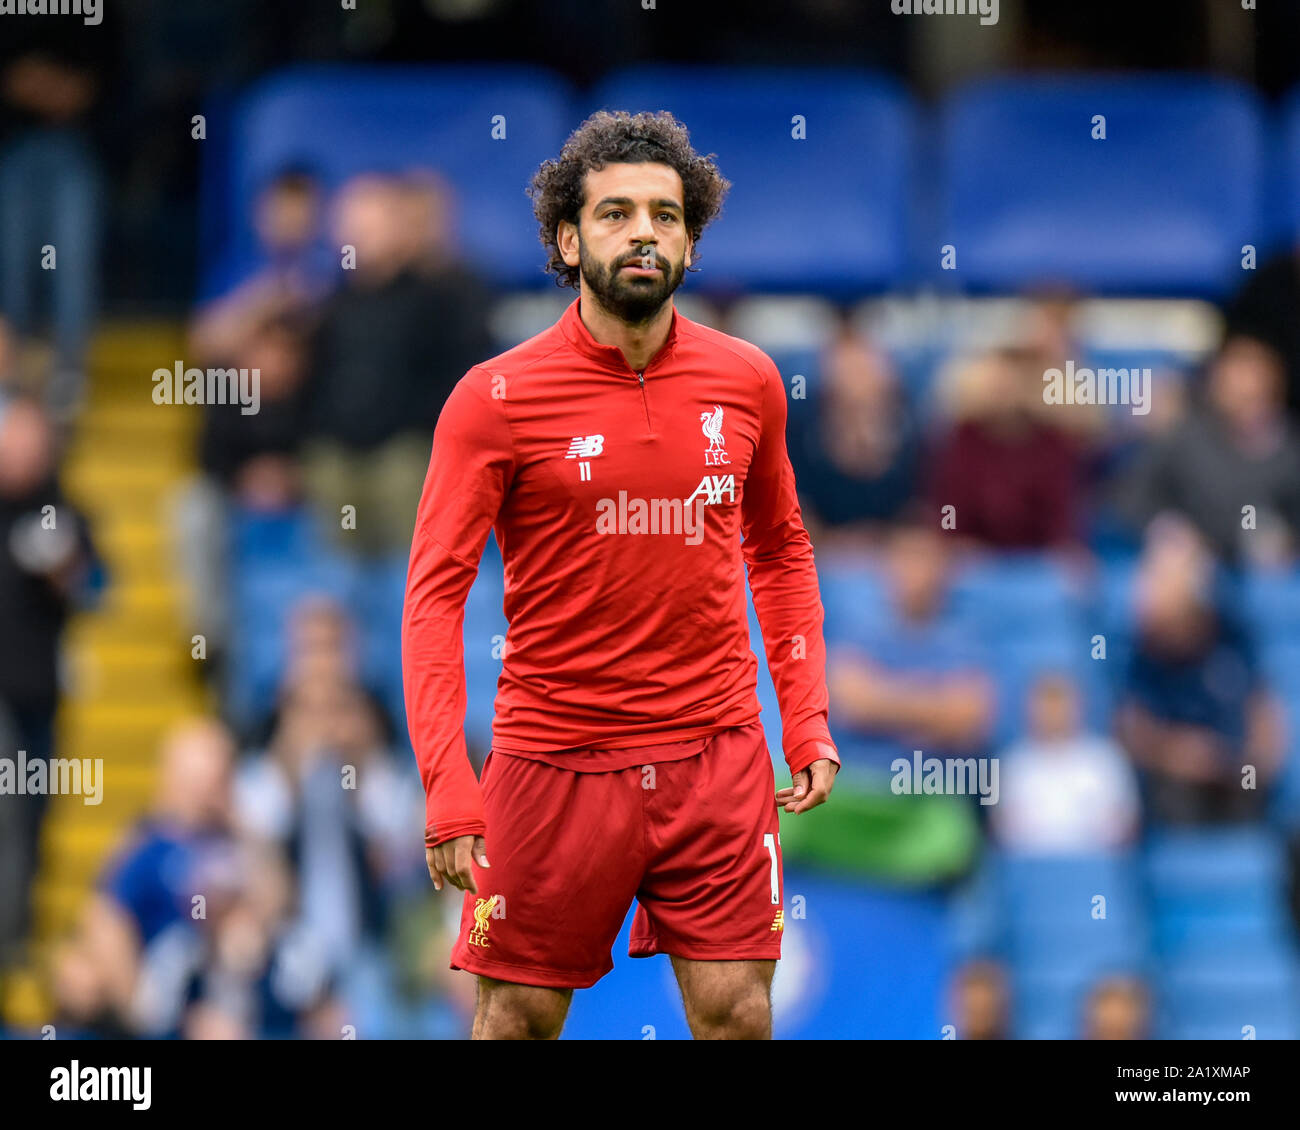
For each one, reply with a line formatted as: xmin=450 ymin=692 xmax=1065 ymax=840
xmin=472 ymin=977 xmax=573 ymax=1040
xmin=631 ymin=722 xmax=784 ymax=961
xmin=449 ymin=752 xmax=646 ymax=989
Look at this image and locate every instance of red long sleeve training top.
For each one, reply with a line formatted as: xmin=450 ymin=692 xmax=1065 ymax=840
xmin=402 ymin=296 xmax=839 ymax=847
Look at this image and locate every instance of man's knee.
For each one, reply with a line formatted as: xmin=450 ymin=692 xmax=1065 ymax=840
xmin=687 ymin=986 xmax=772 ymax=1039
xmin=472 ymin=978 xmax=571 ymax=1040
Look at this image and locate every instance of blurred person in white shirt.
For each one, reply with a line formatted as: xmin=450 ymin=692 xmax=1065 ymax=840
xmin=991 ymin=673 xmax=1140 ymax=855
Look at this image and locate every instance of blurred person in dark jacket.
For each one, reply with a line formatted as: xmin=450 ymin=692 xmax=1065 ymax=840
xmin=1115 ymin=518 xmax=1284 ymax=824
xmin=0 ymin=395 xmax=98 ymax=972
xmin=1224 ymin=247 xmax=1300 ymax=425
xmin=788 ymin=317 xmax=921 ymax=548
xmin=1116 ymin=336 xmax=1300 ymax=568
xmin=199 ymin=312 xmax=310 ymax=509
xmin=301 ymin=172 xmax=494 ymax=557
xmin=0 ymin=20 xmax=108 ymax=417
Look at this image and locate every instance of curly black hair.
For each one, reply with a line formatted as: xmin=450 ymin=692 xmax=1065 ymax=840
xmin=526 ymin=110 xmax=730 ymax=289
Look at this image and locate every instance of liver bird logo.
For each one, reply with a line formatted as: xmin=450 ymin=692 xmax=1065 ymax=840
xmin=473 ymin=895 xmax=499 ymax=932
xmin=700 ymin=405 xmax=726 ymax=452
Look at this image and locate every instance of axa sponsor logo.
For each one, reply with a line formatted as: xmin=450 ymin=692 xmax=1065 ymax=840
xmin=700 ymin=405 xmax=730 ymax=465
xmin=685 ymin=473 xmax=735 ymax=507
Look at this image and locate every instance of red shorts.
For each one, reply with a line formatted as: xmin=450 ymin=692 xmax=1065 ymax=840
xmin=449 ymin=720 xmax=784 ymax=988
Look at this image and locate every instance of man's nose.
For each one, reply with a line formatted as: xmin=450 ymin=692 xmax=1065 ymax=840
xmin=629 ymin=209 xmax=658 ymax=244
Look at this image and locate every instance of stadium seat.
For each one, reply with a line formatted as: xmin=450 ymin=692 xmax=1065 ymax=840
xmin=588 ymin=66 xmax=917 ymax=295
xmin=937 ymin=75 xmax=1267 ymax=296
xmin=204 ymin=65 xmax=575 ymax=295
xmin=1143 ymin=827 xmax=1287 ymax=898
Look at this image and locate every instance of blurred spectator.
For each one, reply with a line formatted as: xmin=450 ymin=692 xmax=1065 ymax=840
xmin=1116 ymin=336 xmax=1300 ymax=568
xmin=190 ymin=166 xmax=329 ymax=365
xmin=47 ymin=936 xmax=131 ymax=1040
xmin=1224 ymin=247 xmax=1300 ymax=425
xmin=199 ymin=312 xmax=310 ymax=507
xmin=171 ymin=313 xmax=313 ymax=678
xmin=828 ymin=520 xmax=996 ymax=776
xmin=926 ymin=346 xmax=1084 ymax=550
xmin=79 ymin=717 xmax=347 ymax=1039
xmin=948 ymin=958 xmax=1009 ymax=1040
xmin=0 ymin=22 xmax=107 ymax=417
xmin=302 ymin=172 xmax=494 ymax=557
xmin=991 ymin=673 xmax=1140 ymax=855
xmin=1082 ymin=975 xmax=1150 ymax=1040
xmin=234 ymin=662 xmax=423 ymax=978
xmin=168 ymin=839 xmax=347 ymax=1040
xmin=788 ymin=318 xmax=921 ymax=546
xmin=1115 ymin=519 xmax=1285 ymax=824
xmin=0 ymin=396 xmax=98 ymax=969
xmin=80 ymin=718 xmax=236 ymax=1031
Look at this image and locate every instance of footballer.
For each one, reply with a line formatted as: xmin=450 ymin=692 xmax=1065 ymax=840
xmin=401 ymin=109 xmax=838 ymax=1040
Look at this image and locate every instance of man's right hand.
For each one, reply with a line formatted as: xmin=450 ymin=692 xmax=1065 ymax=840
xmin=426 ymin=835 xmax=489 ymax=894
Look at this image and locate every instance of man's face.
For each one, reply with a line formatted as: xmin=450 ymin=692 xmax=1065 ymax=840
xmin=560 ymin=161 xmax=692 ymax=325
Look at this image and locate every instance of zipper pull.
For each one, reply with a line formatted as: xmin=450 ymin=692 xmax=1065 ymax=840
xmin=637 ymin=371 xmax=645 ymax=385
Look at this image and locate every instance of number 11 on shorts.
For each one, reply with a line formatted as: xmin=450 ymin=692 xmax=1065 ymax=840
xmin=763 ymin=832 xmax=781 ymax=905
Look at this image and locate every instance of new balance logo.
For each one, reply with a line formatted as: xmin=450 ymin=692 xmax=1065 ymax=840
xmin=771 ymin=911 xmax=784 ymax=932
xmin=685 ymin=473 xmax=736 ymax=506
xmin=565 ymin=435 xmax=604 ymax=459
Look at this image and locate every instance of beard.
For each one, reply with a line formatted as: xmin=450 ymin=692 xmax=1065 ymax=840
xmin=578 ymin=237 xmax=686 ymax=325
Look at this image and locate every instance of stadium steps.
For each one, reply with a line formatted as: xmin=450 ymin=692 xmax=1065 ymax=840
xmin=3 ymin=324 xmax=211 ymax=1030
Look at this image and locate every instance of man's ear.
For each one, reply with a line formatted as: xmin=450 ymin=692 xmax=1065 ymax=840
xmin=685 ymin=235 xmax=694 ymax=269
xmin=558 ymin=219 xmax=580 ymax=268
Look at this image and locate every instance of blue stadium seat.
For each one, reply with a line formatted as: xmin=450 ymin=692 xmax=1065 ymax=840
xmin=204 ymin=65 xmax=574 ymax=295
xmin=813 ymin=552 xmax=887 ymax=646
xmin=1144 ymin=827 xmax=1286 ymax=898
xmin=998 ymin=853 xmax=1146 ymax=925
xmin=937 ymin=75 xmax=1267 ymax=296
xmin=1159 ymin=956 xmax=1300 ymax=1039
xmin=588 ymin=66 xmax=916 ymax=295
xmin=1243 ymin=570 xmax=1300 ymax=644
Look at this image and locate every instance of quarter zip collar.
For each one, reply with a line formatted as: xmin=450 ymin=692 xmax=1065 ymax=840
xmin=560 ymin=296 xmax=680 ymax=377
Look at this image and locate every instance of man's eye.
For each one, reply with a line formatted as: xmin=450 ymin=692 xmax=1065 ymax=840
xmin=658 ymin=213 xmax=676 ymax=222
xmin=605 ymin=210 xmax=623 ymax=220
